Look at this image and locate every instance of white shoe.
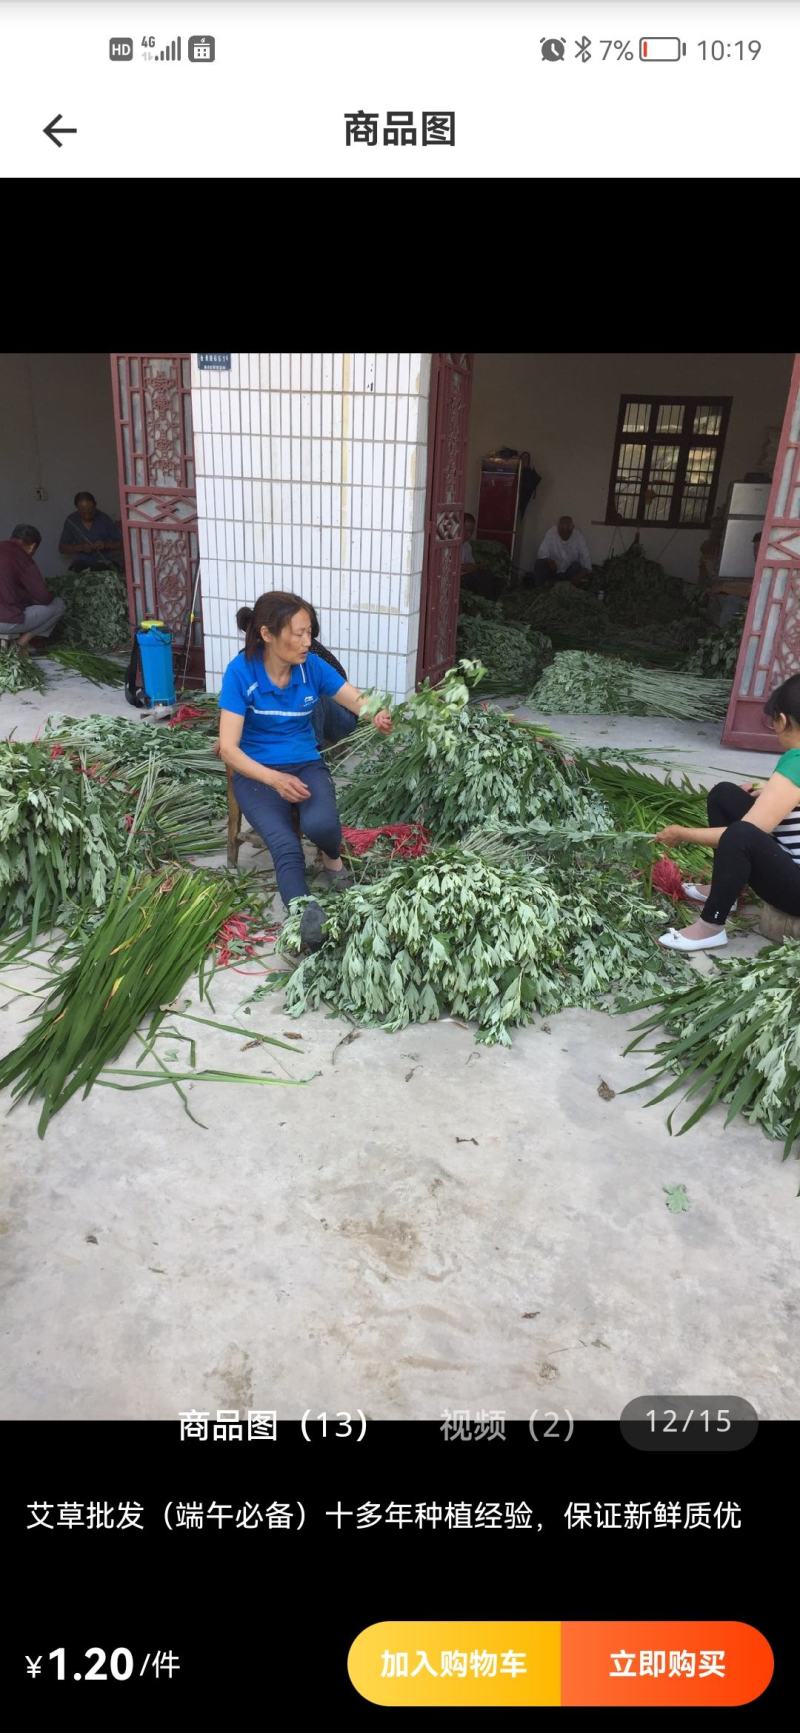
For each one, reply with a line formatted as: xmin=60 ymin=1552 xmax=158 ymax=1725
xmin=659 ymin=927 xmax=728 ymax=952
xmin=681 ymin=882 xmax=708 ymax=904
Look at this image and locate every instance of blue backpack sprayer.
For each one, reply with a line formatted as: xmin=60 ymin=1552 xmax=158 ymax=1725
xmin=124 ymin=559 xmax=202 ymax=719
xmin=125 ymin=620 xmax=177 ymax=717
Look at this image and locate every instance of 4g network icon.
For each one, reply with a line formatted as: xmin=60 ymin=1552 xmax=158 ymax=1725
xmin=108 ymin=36 xmax=216 ymax=62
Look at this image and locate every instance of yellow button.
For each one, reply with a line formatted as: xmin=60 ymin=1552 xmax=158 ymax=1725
xmin=348 ymin=1621 xmax=561 ymax=1706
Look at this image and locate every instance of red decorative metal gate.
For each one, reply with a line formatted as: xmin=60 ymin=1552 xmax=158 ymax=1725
xmin=416 ymin=353 xmax=473 ymax=686
xmin=723 ymin=354 xmax=800 ymax=751
xmin=109 ymin=353 xmax=204 ymax=685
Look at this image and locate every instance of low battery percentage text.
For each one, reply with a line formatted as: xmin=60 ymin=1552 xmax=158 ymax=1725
xmin=602 ymin=40 xmax=634 ymax=60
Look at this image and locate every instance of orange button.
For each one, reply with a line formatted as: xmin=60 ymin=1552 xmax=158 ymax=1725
xmin=562 ymin=1622 xmax=774 ymax=1706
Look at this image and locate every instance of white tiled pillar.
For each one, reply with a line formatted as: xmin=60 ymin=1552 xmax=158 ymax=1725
xmin=190 ymin=354 xmax=432 ymax=698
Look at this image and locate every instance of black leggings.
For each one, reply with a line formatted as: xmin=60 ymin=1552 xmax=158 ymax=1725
xmin=702 ymin=782 xmax=800 ymax=924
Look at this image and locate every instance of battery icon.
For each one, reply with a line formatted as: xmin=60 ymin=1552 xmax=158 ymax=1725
xmin=640 ymin=38 xmax=685 ymax=60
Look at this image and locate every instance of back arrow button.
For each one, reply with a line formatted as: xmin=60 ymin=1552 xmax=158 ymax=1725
xmin=44 ymin=115 xmax=78 ymax=147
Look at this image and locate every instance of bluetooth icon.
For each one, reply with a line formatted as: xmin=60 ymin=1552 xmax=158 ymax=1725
xmin=575 ymin=35 xmax=592 ymax=62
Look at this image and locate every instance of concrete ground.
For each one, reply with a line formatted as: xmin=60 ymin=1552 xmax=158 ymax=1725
xmin=1 ymin=668 xmax=798 ymax=1420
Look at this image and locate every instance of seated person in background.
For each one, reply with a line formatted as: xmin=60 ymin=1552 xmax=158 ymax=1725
xmin=529 ymin=516 xmax=593 ymax=589
xmin=460 ymin=513 xmax=504 ymax=602
xmin=0 ymin=524 xmax=65 ymax=646
xmin=236 ymin=603 xmax=358 ymax=749
xmin=59 ymin=492 xmax=123 ymax=572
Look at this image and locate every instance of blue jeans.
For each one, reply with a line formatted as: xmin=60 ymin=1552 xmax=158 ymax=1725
xmin=0 ymin=597 xmax=65 ymax=638
xmin=232 ymin=760 xmax=342 ymax=907
xmin=312 ymin=694 xmax=358 ymax=749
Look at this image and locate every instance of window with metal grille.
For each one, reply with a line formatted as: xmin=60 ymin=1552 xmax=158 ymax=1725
xmin=606 ymin=396 xmax=731 ymax=529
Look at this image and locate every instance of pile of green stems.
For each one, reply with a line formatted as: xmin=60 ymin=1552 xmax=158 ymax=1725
xmin=0 ymin=868 xmax=243 ymax=1135
xmin=126 ymin=758 xmax=228 ymax=860
xmin=624 ymin=943 xmax=800 ymax=1165
xmin=583 ymin=759 xmax=712 ymax=879
xmin=45 ymin=646 xmax=127 ymax=687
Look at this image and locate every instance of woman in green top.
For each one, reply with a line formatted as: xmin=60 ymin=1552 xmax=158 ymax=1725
xmin=653 ymin=673 xmax=800 ymax=952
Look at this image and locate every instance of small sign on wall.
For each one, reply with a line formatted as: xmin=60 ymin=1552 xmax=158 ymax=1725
xmin=197 ymin=353 xmax=231 ymax=371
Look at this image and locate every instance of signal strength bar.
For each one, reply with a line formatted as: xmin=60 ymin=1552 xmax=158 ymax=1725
xmin=157 ymin=38 xmax=181 ymax=60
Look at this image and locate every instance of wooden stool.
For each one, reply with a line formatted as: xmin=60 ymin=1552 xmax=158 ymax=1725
xmin=756 ymin=903 xmax=800 ymax=943
xmin=226 ymin=767 xmax=244 ymax=866
xmin=225 ymin=765 xmax=300 ymax=868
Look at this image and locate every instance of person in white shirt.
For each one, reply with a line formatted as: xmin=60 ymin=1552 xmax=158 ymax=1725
xmin=531 ymin=516 xmax=593 ymax=589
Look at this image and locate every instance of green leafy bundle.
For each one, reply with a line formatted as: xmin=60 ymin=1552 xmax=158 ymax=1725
xmin=685 ymin=617 xmax=744 ymax=679
xmin=280 ymin=846 xmax=683 ymax=1046
xmin=336 ymin=663 xmax=608 ymax=838
xmin=503 ymin=581 xmax=605 ymax=641
xmin=599 ymin=543 xmax=687 ymax=626
xmin=593 ymin=618 xmax=698 ymax=665
xmin=462 ymin=818 xmax=657 ymax=876
xmin=44 ymin=710 xmax=222 ymax=781
xmin=0 ymin=729 xmax=228 ymax=946
xmin=0 ymin=739 xmax=131 ymax=937
xmin=529 ymin=651 xmax=731 ymax=722
xmin=625 ymin=942 xmax=800 ymax=1167
xmin=504 ymin=587 xmax=700 ymax=667
xmin=46 ymin=566 xmax=131 ymax=652
xmin=471 ymin=539 xmax=512 ymax=583
xmin=0 ymin=647 xmax=47 ymax=696
xmin=458 ymin=592 xmax=503 ymax=621
xmin=455 ymin=617 xmax=552 ymax=693
xmin=640 ymin=617 xmax=699 ymax=652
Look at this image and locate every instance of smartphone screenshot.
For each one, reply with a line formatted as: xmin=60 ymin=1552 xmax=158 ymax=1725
xmin=1 ymin=0 xmax=798 ymax=1720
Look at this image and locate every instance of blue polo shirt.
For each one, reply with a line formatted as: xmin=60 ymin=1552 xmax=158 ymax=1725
xmin=219 ymin=650 xmax=346 ymax=765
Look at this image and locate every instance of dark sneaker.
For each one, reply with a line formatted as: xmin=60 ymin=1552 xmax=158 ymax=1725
xmin=299 ymin=900 xmax=326 ymax=952
xmin=320 ymin=865 xmax=351 ymax=894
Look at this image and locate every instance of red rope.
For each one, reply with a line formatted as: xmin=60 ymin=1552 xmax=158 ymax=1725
xmin=215 ymin=912 xmax=280 ymax=970
xmin=652 ymin=854 xmax=747 ymax=912
xmin=651 ymin=856 xmax=685 ymax=902
xmin=341 ymin=823 xmax=429 ymax=858
xmin=167 ymin=704 xmax=209 ymax=729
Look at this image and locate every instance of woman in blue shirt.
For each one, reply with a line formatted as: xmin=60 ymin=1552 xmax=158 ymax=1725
xmin=235 ymin=599 xmax=359 ymax=751
xmin=219 ymin=590 xmax=392 ymax=950
xmin=653 ymin=673 xmax=800 ymax=951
